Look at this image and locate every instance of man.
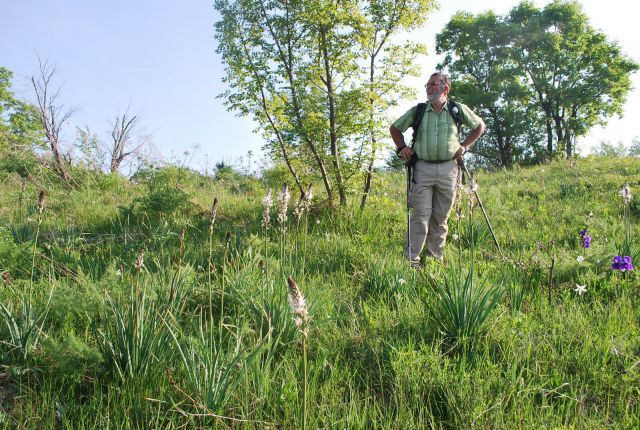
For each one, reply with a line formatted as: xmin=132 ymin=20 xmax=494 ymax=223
xmin=390 ymin=72 xmax=485 ymax=267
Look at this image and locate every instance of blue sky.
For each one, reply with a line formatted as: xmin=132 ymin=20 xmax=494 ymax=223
xmin=1 ymin=0 xmax=638 ymax=172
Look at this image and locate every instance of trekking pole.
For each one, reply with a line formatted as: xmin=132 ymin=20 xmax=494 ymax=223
xmin=458 ymin=159 xmax=505 ymax=258
xmin=406 ymin=163 xmax=412 ymax=262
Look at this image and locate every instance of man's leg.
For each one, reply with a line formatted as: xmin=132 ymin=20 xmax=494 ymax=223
xmin=407 ymin=161 xmax=435 ymax=262
xmin=425 ymin=160 xmax=458 ymax=259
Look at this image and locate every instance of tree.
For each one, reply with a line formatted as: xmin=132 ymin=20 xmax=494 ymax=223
xmin=214 ymin=0 xmax=434 ymax=207
xmin=31 ymin=57 xmax=77 ymax=182
xmin=0 ymin=67 xmax=44 ymax=176
xmin=76 ymin=111 xmax=150 ymax=174
xmin=629 ymin=137 xmax=640 ymax=158
xmin=436 ymin=11 xmax=544 ymax=167
xmin=508 ymin=1 xmax=638 ymax=159
xmin=358 ymin=0 xmax=433 ymax=208
xmin=593 ymin=140 xmax=627 ymax=157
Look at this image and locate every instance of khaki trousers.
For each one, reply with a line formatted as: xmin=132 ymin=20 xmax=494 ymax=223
xmin=406 ymin=159 xmax=458 ymax=261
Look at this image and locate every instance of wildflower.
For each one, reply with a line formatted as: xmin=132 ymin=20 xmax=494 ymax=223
xmin=398 ymin=278 xmax=407 ymax=285
xmin=619 ymin=182 xmax=632 ymax=205
xmin=209 ymin=196 xmax=219 ymax=235
xmin=579 ymin=228 xmax=591 ymax=249
xmin=574 ymin=284 xmax=587 ymax=296
xmin=611 ymin=255 xmax=634 ymax=271
xmin=135 ymin=249 xmax=145 ymax=270
xmin=115 ymin=268 xmax=122 ymax=277
xmin=452 ymin=233 xmax=459 ymax=241
xmin=576 ymin=255 xmax=584 ymax=263
xmin=316 ymin=219 xmax=320 ymax=225
xmin=588 ymin=211 xmax=593 ymax=217
xmin=261 ymin=189 xmax=273 ymax=229
xmin=469 ymin=177 xmax=479 ymax=193
xmin=277 ymin=182 xmax=290 ymax=229
xmin=37 ymin=190 xmax=46 ymax=217
xmin=287 ymin=277 xmax=308 ymax=336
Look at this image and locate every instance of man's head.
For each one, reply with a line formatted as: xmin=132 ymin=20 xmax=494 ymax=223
xmin=425 ymin=72 xmax=451 ymax=103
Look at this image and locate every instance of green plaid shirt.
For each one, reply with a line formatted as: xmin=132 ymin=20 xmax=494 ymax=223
xmin=393 ymin=100 xmax=482 ymax=161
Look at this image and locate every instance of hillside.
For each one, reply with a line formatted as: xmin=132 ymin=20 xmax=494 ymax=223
xmin=0 ymin=157 xmax=639 ymax=429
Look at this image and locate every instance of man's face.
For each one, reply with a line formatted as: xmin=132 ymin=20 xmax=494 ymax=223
xmin=425 ymin=77 xmax=447 ymax=102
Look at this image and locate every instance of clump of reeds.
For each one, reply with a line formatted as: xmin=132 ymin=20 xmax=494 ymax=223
xmin=287 ymin=276 xmax=309 ymax=430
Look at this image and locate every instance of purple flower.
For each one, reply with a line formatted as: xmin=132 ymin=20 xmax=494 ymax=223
xmin=579 ymin=228 xmax=591 ymax=249
xmin=611 ymin=255 xmax=634 ymax=271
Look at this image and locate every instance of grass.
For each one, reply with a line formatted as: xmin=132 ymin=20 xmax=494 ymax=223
xmin=0 ymin=157 xmax=639 ymax=428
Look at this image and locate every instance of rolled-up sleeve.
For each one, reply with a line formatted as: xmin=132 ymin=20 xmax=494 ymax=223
xmin=392 ymin=106 xmax=417 ymax=133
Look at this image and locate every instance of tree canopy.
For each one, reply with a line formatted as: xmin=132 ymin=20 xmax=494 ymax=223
xmin=214 ymin=0 xmax=435 ymax=206
xmin=437 ymin=1 xmax=638 ymax=166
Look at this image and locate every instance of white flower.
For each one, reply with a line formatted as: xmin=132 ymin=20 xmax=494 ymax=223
xmin=574 ymin=284 xmax=587 ymax=296
xmin=115 ymin=269 xmax=122 ymax=276
xmin=588 ymin=211 xmax=593 ymax=217
xmin=452 ymin=233 xmax=459 ymax=241
xmin=261 ymin=189 xmax=273 ymax=229
xmin=576 ymin=255 xmax=585 ymax=263
xmin=620 ymin=182 xmax=632 ymax=205
xmin=398 ymin=278 xmax=407 ymax=285
xmin=316 ymin=219 xmax=320 ymax=225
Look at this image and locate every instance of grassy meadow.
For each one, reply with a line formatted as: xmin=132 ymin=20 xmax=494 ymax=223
xmin=0 ymin=157 xmax=639 ymax=429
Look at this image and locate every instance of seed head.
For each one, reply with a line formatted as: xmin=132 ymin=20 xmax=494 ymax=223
xmin=135 ymin=248 xmax=145 ymax=270
xmin=619 ymin=183 xmax=632 ymax=205
xmin=2 ymin=271 xmax=12 ymax=285
xmin=37 ymin=190 xmax=46 ymax=217
xmin=210 ymin=196 xmax=219 ymax=226
xmin=277 ymin=182 xmax=290 ymax=229
xmin=287 ymin=277 xmax=308 ymax=335
xmin=261 ymin=189 xmax=273 ymax=230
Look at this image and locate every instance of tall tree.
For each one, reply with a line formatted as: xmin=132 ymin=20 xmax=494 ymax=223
xmin=437 ymin=11 xmax=544 ymax=167
xmin=0 ymin=67 xmax=45 ymax=175
xmin=508 ymin=1 xmax=638 ymax=158
xmin=215 ymin=0 xmax=434 ymax=206
xmin=359 ymin=0 xmax=433 ymax=208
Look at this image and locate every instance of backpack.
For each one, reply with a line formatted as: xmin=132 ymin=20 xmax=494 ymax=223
xmin=410 ymin=100 xmax=463 ymax=146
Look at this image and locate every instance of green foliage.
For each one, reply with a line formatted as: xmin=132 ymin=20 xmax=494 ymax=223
xmin=0 ymin=157 xmax=639 ymax=428
xmin=437 ymin=2 xmax=639 ymax=165
xmin=429 ymin=267 xmax=503 ymax=351
xmin=214 ymin=0 xmax=435 ymax=206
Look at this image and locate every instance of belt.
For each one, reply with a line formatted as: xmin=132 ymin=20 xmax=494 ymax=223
xmin=417 ymin=159 xmax=452 ymax=164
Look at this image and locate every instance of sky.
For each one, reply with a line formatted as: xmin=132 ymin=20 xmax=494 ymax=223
xmin=1 ymin=0 xmax=638 ymax=172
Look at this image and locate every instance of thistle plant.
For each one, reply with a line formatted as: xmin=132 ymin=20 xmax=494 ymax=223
xmin=287 ymin=276 xmax=309 ymax=430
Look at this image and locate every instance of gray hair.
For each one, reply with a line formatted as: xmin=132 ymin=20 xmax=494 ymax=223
xmin=429 ymin=72 xmax=451 ymax=90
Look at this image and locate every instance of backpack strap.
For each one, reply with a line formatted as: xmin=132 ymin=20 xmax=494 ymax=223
xmin=410 ymin=103 xmax=427 ymax=148
xmin=447 ymin=99 xmax=463 ymax=134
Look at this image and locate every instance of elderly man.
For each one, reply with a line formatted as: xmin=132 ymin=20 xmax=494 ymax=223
xmin=390 ymin=72 xmax=485 ymax=267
